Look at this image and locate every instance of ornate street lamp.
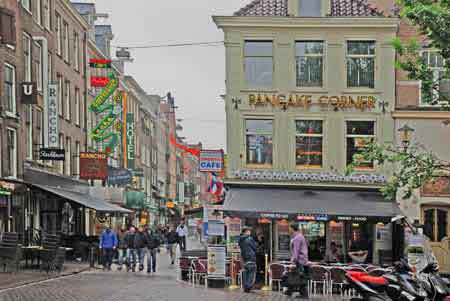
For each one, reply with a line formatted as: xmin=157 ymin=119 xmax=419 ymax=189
xmin=398 ymin=124 xmax=415 ymax=151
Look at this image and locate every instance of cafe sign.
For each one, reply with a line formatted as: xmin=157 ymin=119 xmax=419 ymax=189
xmin=248 ymin=93 xmax=376 ymax=110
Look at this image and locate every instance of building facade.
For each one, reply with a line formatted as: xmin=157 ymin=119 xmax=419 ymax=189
xmin=214 ymin=0 xmax=400 ymax=264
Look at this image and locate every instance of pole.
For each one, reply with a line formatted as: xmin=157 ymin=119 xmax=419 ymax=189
xmin=228 ymin=253 xmax=239 ymax=290
xmin=260 ymin=253 xmax=271 ymax=291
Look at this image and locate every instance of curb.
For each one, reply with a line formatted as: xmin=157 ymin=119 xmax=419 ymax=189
xmin=0 ymin=266 xmax=90 ymax=293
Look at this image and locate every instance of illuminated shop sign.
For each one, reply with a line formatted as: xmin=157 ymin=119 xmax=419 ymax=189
xmin=90 ymin=76 xmax=110 ymax=87
xmin=248 ymin=94 xmax=377 ymax=110
xmin=297 ymin=215 xmax=329 ymax=222
xmin=259 ymin=213 xmax=289 ymax=219
xmin=89 ymin=59 xmax=112 ymax=68
xmin=336 ymin=216 xmax=368 ymax=222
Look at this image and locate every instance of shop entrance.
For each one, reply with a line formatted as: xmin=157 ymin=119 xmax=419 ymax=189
xmin=422 ymin=206 xmax=450 ymax=273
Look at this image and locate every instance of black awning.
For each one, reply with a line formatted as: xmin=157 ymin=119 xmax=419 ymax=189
xmin=223 ymin=186 xmax=400 ymax=221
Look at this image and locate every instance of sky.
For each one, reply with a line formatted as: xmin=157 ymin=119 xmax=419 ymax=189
xmin=91 ymin=0 xmax=249 ymax=150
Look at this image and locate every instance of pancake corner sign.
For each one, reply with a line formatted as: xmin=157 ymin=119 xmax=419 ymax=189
xmin=199 ymin=150 xmax=224 ymax=172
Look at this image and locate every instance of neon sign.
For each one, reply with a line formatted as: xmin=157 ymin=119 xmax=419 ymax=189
xmin=90 ymin=76 xmax=110 ymax=87
xmin=89 ymin=59 xmax=112 ymax=68
xmin=89 ymin=65 xmax=121 ymax=155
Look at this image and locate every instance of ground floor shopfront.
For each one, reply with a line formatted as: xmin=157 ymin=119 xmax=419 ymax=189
xmin=223 ymin=184 xmax=402 ymax=266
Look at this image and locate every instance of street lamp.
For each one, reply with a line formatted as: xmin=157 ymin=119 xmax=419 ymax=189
xmin=398 ymin=124 xmax=415 ymax=151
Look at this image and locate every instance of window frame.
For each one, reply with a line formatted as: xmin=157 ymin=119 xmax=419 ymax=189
xmin=59 ymin=134 xmax=64 ymax=174
xmin=35 ymin=41 xmax=43 ymax=92
xmin=56 ymin=13 xmax=62 ymax=56
xmin=295 ymin=41 xmax=325 ymax=88
xmin=21 ymin=0 xmax=31 ymax=13
xmin=23 ymin=32 xmax=32 ymax=82
xmin=346 ymin=40 xmax=376 ymax=89
xmin=34 ymin=0 xmax=42 ymax=25
xmin=4 ymin=63 xmax=16 ymax=116
xmin=65 ymin=137 xmax=71 ymax=176
xmin=345 ymin=120 xmax=376 ymax=171
xmin=57 ymin=74 xmax=63 ymax=116
xmin=420 ymin=49 xmax=448 ymax=106
xmin=295 ymin=119 xmax=324 ymax=169
xmin=244 ymin=118 xmax=274 ymax=168
xmin=63 ymin=21 xmax=70 ymax=63
xmin=74 ymin=87 xmax=80 ymax=126
xmin=65 ymin=80 xmax=71 ymax=121
xmin=6 ymin=127 xmax=17 ymax=178
xmin=74 ymin=141 xmax=80 ymax=178
xmin=26 ymin=105 xmax=33 ymax=160
xmin=43 ymin=0 xmax=50 ymax=30
xmin=74 ymin=32 xmax=80 ymax=71
xmin=243 ymin=40 xmax=274 ymax=88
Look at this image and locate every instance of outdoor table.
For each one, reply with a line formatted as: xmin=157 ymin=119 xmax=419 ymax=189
xmin=22 ymin=246 xmax=43 ymax=268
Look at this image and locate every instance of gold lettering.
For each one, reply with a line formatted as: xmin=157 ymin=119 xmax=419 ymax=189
xmin=288 ymin=94 xmax=296 ymax=106
xmin=249 ymin=94 xmax=256 ymax=105
xmin=304 ymin=95 xmax=312 ymax=108
xmin=318 ymin=96 xmax=328 ymax=106
xmin=278 ymin=94 xmax=286 ymax=104
xmin=367 ymin=96 xmax=376 ymax=109
xmin=329 ymin=96 xmax=339 ymax=107
xmin=338 ymin=96 xmax=347 ymax=108
xmin=264 ymin=94 xmax=272 ymax=104
xmin=256 ymin=94 xmax=263 ymax=104
xmin=347 ymin=96 xmax=355 ymax=108
xmin=271 ymin=94 xmax=278 ymax=106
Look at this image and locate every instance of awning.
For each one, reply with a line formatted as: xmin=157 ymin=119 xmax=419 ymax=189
xmin=223 ymin=186 xmax=400 ymax=221
xmin=33 ymin=184 xmax=131 ymax=213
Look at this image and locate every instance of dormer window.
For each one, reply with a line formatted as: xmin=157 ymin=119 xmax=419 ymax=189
xmin=298 ymin=0 xmax=321 ymax=17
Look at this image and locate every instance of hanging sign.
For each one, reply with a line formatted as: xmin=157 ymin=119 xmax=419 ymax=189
xmin=208 ymin=221 xmax=225 ymax=236
xmin=39 ymin=147 xmax=65 ymax=161
xmin=107 ymin=167 xmax=132 ymax=186
xmin=89 ymin=58 xmax=112 ymax=68
xmin=90 ymin=76 xmax=110 ymax=87
xmin=79 ymin=152 xmax=108 ymax=180
xmin=47 ymin=84 xmax=59 ymax=148
xmin=89 ymin=73 xmax=118 ymax=113
xmin=21 ymin=82 xmax=37 ymax=104
xmin=199 ymin=150 xmax=224 ymax=172
xmin=126 ymin=112 xmax=135 ymax=169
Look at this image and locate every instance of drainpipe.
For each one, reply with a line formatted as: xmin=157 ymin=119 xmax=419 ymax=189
xmin=33 ymin=37 xmax=48 ymax=146
xmin=83 ymin=32 xmax=88 ymax=153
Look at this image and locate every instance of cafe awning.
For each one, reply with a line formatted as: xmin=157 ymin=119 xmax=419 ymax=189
xmin=33 ymin=184 xmax=131 ymax=213
xmin=223 ymin=186 xmax=400 ymax=221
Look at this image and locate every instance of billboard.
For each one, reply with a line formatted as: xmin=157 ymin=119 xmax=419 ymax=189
xmin=79 ymin=152 xmax=108 ymax=180
xmin=199 ymin=150 xmax=224 ymax=172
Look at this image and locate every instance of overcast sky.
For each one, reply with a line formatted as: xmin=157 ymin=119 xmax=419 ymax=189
xmin=91 ymin=0 xmax=248 ymax=150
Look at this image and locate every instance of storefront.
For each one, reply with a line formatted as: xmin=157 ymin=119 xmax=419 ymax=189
xmin=0 ymin=179 xmax=28 ymax=236
xmin=223 ymin=185 xmax=401 ymax=265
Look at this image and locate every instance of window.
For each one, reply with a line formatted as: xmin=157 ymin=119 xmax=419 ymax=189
xmin=423 ymin=208 xmax=448 ymax=242
xmin=57 ymin=75 xmax=63 ymax=115
xmin=298 ymin=0 xmax=321 ymax=16
xmin=43 ymin=0 xmax=50 ymax=30
xmin=0 ymin=8 xmax=17 ymax=46
xmin=35 ymin=42 xmax=43 ymax=91
xmin=56 ymin=14 xmax=61 ymax=56
xmin=63 ymin=22 xmax=69 ymax=62
xmin=6 ymin=128 xmax=17 ymax=178
xmin=26 ymin=105 xmax=33 ymax=159
xmin=23 ymin=33 xmax=31 ymax=81
xmin=245 ymin=119 xmax=273 ymax=166
xmin=347 ymin=41 xmax=375 ymax=88
xmin=346 ymin=121 xmax=375 ymax=169
xmin=65 ymin=137 xmax=71 ymax=176
xmin=21 ymin=0 xmax=31 ymax=12
xmin=58 ymin=134 xmax=64 ymax=174
xmin=4 ymin=63 xmax=16 ymax=115
xmin=296 ymin=120 xmax=323 ymax=168
xmin=244 ymin=41 xmax=273 ymax=87
xmin=74 ymin=88 xmax=80 ymax=125
xmin=36 ymin=108 xmax=43 ymax=155
xmin=75 ymin=141 xmax=80 ymax=178
xmin=34 ymin=0 xmax=42 ymax=25
xmin=74 ymin=33 xmax=79 ymax=71
xmin=48 ymin=53 xmax=52 ymax=82
xmin=65 ymin=81 xmax=71 ymax=120
xmin=296 ymin=41 xmax=324 ymax=87
xmin=421 ymin=50 xmax=449 ymax=105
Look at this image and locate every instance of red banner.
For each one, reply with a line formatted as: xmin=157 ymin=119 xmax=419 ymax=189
xmin=169 ymin=135 xmax=200 ymax=157
xmin=80 ymin=152 xmax=108 ymax=180
xmin=89 ymin=59 xmax=112 ymax=65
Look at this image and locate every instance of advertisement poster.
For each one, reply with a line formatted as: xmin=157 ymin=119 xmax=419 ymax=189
xmin=80 ymin=152 xmax=108 ymax=180
xmin=207 ymin=245 xmax=226 ymax=278
xmin=226 ymin=218 xmax=241 ymax=253
xmin=208 ymin=221 xmax=225 ymax=237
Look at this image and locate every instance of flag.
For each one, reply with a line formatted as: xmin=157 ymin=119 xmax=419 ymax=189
xmin=208 ymin=172 xmax=224 ymax=200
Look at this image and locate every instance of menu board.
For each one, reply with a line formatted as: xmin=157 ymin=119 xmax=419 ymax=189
xmin=207 ymin=245 xmax=226 ymax=278
xmin=277 ymin=223 xmax=290 ymax=252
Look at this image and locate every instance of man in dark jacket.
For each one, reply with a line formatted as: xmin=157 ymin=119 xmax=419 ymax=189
xmin=134 ymin=226 xmax=148 ymax=271
xmin=239 ymin=227 xmax=257 ymax=293
xmin=166 ymin=226 xmax=179 ymax=265
xmin=124 ymin=227 xmax=137 ymax=272
xmin=145 ymin=227 xmax=161 ymax=273
xmin=116 ymin=227 xmax=127 ymax=271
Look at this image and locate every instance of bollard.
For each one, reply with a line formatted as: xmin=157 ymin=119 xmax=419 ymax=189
xmin=228 ymin=254 xmax=239 ymax=290
xmin=89 ymin=246 xmax=95 ymax=268
xmin=261 ymin=253 xmax=271 ymax=291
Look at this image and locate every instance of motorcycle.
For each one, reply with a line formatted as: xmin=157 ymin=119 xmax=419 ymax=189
xmin=418 ymin=262 xmax=450 ymax=301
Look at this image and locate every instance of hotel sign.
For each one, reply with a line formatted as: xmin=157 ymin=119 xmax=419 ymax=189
xmin=248 ymin=94 xmax=376 ymax=110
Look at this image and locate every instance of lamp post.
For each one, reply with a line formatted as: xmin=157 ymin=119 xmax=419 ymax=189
xmin=398 ymin=124 xmax=415 ymax=151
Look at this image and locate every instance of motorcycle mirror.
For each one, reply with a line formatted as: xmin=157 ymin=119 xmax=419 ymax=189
xmin=391 ymin=215 xmax=406 ymax=223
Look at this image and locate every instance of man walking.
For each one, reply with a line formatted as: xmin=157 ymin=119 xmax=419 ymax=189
xmin=166 ymin=226 xmax=179 ymax=265
xmin=238 ymin=227 xmax=257 ymax=293
xmin=286 ymin=223 xmax=309 ymax=297
xmin=99 ymin=226 xmax=118 ymax=271
xmin=124 ymin=227 xmax=137 ymax=272
xmin=145 ymin=226 xmax=161 ymax=273
xmin=176 ymin=221 xmax=188 ymax=252
xmin=116 ymin=227 xmax=127 ymax=271
xmin=134 ymin=226 xmax=148 ymax=272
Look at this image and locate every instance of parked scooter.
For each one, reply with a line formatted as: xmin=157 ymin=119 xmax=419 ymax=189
xmin=344 ymin=270 xmax=393 ymax=301
xmin=418 ymin=262 xmax=450 ymax=301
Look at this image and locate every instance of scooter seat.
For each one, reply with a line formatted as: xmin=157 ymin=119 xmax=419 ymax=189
xmin=347 ymin=271 xmax=387 ymax=286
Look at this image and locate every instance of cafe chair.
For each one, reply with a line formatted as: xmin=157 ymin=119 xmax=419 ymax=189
xmin=329 ymin=267 xmax=347 ymax=296
xmin=191 ymin=258 xmax=207 ymax=287
xmin=309 ymin=265 xmax=329 ymax=296
xmin=178 ymin=257 xmax=193 ymax=283
xmin=269 ymin=262 xmax=287 ymax=291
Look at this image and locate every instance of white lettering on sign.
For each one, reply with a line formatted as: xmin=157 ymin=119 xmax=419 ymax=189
xmin=47 ymin=84 xmax=59 ymax=148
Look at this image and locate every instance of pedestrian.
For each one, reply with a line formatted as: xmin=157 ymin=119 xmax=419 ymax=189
xmin=99 ymin=225 xmax=118 ymax=271
xmin=166 ymin=226 xmax=179 ymax=265
xmin=285 ymin=223 xmax=309 ymax=297
xmin=124 ymin=226 xmax=137 ymax=272
xmin=116 ymin=226 xmax=127 ymax=271
xmin=134 ymin=226 xmax=148 ymax=272
xmin=176 ymin=221 xmax=188 ymax=252
xmin=238 ymin=227 xmax=257 ymax=293
xmin=145 ymin=226 xmax=161 ymax=273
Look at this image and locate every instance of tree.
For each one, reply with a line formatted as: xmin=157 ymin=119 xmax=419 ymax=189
xmin=349 ymin=0 xmax=450 ymax=200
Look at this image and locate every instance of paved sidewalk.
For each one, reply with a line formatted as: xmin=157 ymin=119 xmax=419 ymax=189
xmin=0 ymin=262 xmax=90 ymax=290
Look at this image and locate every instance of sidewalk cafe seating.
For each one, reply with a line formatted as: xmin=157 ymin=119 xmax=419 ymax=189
xmin=191 ymin=258 xmax=207 ymax=286
xmin=40 ymin=234 xmax=65 ymax=273
xmin=0 ymin=232 xmax=23 ymax=272
xmin=309 ymin=265 xmax=329 ymax=295
xmin=178 ymin=257 xmax=194 ymax=282
xmin=329 ymin=267 xmax=348 ymax=296
xmin=269 ymin=262 xmax=287 ymax=291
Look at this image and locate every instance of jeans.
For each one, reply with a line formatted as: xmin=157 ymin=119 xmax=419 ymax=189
xmin=242 ymin=261 xmax=256 ymax=290
xmin=137 ymin=248 xmax=146 ymax=270
xmin=167 ymin=244 xmax=176 ymax=263
xmin=179 ymin=236 xmax=186 ymax=251
xmin=126 ymin=248 xmax=137 ymax=270
xmin=147 ymin=248 xmax=157 ymax=272
xmin=102 ymin=248 xmax=114 ymax=269
xmin=117 ymin=249 xmax=126 ymax=269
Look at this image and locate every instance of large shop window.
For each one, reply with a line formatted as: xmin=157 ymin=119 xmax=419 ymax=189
xmin=296 ymin=41 xmax=323 ymax=87
xmin=245 ymin=119 xmax=273 ymax=166
xmin=421 ymin=50 xmax=449 ymax=105
xmin=347 ymin=41 xmax=375 ymax=88
xmin=244 ymin=41 xmax=273 ymax=87
xmin=296 ymin=120 xmax=323 ymax=168
xmin=298 ymin=0 xmax=321 ymax=16
xmin=346 ymin=121 xmax=375 ymax=170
